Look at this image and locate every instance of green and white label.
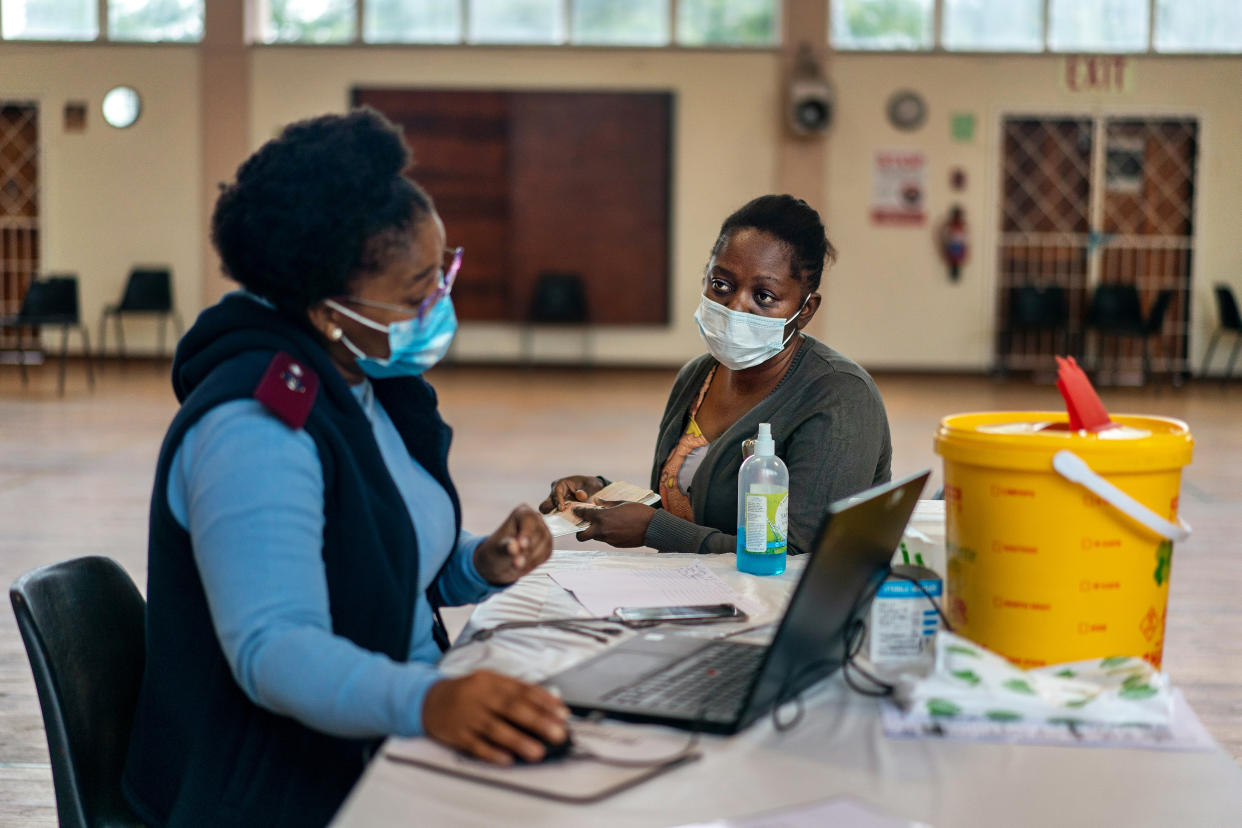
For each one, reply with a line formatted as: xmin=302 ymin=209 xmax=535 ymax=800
xmin=745 ymin=488 xmax=788 ymax=554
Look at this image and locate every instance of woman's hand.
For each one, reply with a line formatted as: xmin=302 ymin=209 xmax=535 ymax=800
xmin=422 ymin=670 xmax=570 ymax=765
xmin=474 ymin=504 xmax=552 ymax=585
xmin=538 ymin=475 xmax=606 ymax=514
xmin=572 ymin=501 xmax=656 ymax=548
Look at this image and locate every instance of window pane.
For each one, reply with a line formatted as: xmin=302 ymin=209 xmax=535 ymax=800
xmin=1154 ymin=0 xmax=1242 ymax=53
xmin=2 ymin=0 xmax=97 ymax=40
xmin=109 ymin=0 xmax=203 ymax=42
xmin=572 ymin=0 xmax=668 ymax=46
xmin=468 ymin=0 xmax=562 ymax=44
xmin=943 ymin=0 xmax=1041 ymax=51
xmin=832 ymin=0 xmax=933 ymax=50
xmin=261 ymin=0 xmax=356 ymax=44
xmin=677 ymin=0 xmax=778 ymax=46
xmin=1048 ymin=0 xmax=1148 ymax=52
xmin=364 ymin=0 xmax=459 ymax=43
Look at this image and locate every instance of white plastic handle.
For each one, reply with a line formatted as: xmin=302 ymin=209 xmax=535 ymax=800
xmin=1051 ymin=450 xmax=1190 ymax=543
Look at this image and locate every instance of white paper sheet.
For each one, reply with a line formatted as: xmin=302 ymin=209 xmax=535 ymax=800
xmin=542 ymin=511 xmax=588 ymax=538
xmin=548 ymin=561 xmax=761 ymax=617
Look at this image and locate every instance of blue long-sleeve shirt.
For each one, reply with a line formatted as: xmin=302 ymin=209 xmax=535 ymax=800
xmin=167 ymin=377 xmax=498 ymax=738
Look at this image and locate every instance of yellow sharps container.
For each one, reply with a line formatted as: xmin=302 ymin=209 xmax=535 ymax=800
xmin=934 ymin=412 xmax=1192 ymax=669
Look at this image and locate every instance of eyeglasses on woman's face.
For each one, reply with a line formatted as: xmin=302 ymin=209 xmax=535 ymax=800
xmin=337 ymin=246 xmax=462 ymax=324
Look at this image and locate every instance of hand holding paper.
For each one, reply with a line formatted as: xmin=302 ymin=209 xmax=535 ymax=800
xmin=542 ymin=481 xmax=661 ymax=538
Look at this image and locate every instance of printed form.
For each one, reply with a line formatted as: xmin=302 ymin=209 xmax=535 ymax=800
xmin=548 ymin=561 xmax=761 ymax=617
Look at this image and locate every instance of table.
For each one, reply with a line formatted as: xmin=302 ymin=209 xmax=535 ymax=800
xmin=332 ymin=544 xmax=1242 ymax=827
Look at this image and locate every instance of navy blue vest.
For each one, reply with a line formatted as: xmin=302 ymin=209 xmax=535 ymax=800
xmin=123 ymin=295 xmax=459 ymax=827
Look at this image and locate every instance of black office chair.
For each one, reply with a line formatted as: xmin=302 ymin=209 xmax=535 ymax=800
xmin=1200 ymin=283 xmax=1242 ymax=384
xmin=10 ymin=556 xmax=146 ymax=828
xmin=521 ymin=271 xmax=592 ymax=365
xmin=0 ymin=274 xmax=95 ymax=396
xmin=98 ymin=267 xmax=184 ymax=361
xmin=996 ymin=285 xmax=1069 ymax=376
xmin=1085 ymin=283 xmax=1175 ymax=386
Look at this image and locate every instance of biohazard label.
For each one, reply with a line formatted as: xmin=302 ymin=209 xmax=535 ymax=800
xmin=1140 ymin=607 xmax=1159 ymax=641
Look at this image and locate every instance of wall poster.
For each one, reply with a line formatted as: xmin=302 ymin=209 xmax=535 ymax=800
xmin=871 ymin=150 xmax=927 ymax=226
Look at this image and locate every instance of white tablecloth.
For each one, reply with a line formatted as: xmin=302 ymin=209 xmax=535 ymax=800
xmin=332 ymin=542 xmax=1242 ymax=828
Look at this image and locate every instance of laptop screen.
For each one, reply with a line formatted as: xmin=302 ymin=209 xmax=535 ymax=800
xmin=738 ymin=470 xmax=930 ymax=727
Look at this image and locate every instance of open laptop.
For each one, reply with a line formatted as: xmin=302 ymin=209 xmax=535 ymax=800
xmin=545 ymin=469 xmax=930 ymax=735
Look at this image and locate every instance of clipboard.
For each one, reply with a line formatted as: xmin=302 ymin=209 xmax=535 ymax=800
xmin=383 ymin=721 xmax=701 ymax=804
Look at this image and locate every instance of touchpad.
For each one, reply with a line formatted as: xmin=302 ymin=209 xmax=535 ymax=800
xmin=591 ymin=651 xmax=675 ymax=682
xmin=548 ymin=650 xmax=676 ymax=701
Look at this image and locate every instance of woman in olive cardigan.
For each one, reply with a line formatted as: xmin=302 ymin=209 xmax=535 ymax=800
xmin=540 ymin=195 xmax=891 ymax=556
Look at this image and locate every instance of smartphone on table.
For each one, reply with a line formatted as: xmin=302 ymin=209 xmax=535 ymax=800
xmin=611 ymin=603 xmax=747 ymax=626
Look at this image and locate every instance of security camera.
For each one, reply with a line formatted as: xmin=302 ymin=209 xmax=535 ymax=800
xmin=786 ymin=42 xmax=833 ymax=138
xmin=789 ymin=76 xmax=834 ymax=137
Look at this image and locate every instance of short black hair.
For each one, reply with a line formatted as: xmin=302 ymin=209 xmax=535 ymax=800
xmin=211 ymin=107 xmax=433 ymax=314
xmin=711 ymin=194 xmax=837 ymax=293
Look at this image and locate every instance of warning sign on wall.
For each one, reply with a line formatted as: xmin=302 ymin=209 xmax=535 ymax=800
xmin=871 ymin=150 xmax=927 ymax=226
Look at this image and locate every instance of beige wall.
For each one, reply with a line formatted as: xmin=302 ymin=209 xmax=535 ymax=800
xmin=4 ymin=42 xmax=1240 ymax=369
xmin=816 ymin=54 xmax=1242 ymax=371
xmin=250 ymin=46 xmax=781 ymax=365
xmin=0 ymin=44 xmax=200 ymax=356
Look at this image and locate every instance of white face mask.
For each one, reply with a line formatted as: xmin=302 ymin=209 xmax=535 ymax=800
xmin=693 ymin=294 xmax=809 ymax=370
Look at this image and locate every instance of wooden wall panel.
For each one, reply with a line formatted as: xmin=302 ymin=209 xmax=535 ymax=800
xmin=508 ymin=92 xmax=670 ymax=325
xmin=352 ymin=88 xmax=671 ymax=325
xmin=353 ymin=89 xmax=512 ymax=320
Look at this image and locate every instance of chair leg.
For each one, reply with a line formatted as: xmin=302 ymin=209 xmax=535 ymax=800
xmin=1141 ymin=338 xmax=1151 ymax=387
xmin=995 ymin=329 xmax=1012 ymax=379
xmin=1150 ymin=335 xmax=1171 ymax=389
xmin=1226 ymin=336 xmax=1242 ymax=386
xmin=58 ymin=325 xmax=68 ymax=397
xmin=79 ymin=326 xmax=95 ymax=390
xmin=114 ymin=314 xmax=126 ymax=365
xmin=1117 ymin=335 xmax=1127 ymax=387
xmin=16 ymin=327 xmax=27 ymax=386
xmin=1094 ymin=333 xmax=1109 ymax=384
xmin=98 ymin=311 xmax=108 ymax=366
xmin=1200 ymin=330 xmax=1220 ymax=377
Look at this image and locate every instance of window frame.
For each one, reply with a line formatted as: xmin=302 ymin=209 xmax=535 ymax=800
xmin=260 ymin=0 xmax=785 ymax=51
xmin=0 ymin=0 xmax=204 ymax=43
xmin=829 ymin=0 xmax=1242 ymax=56
xmin=0 ymin=0 xmax=1238 ymax=54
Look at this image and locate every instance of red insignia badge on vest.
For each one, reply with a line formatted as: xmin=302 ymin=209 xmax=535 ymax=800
xmin=254 ymin=352 xmax=319 ymax=429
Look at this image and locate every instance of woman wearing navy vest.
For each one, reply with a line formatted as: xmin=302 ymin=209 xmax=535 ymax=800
xmin=123 ymin=108 xmax=569 ymax=827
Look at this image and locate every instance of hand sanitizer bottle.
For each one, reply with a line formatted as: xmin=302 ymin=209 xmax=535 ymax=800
xmin=736 ymin=423 xmax=788 ymax=575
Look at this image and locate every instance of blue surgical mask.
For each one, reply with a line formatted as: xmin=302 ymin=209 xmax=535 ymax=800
xmin=324 ymin=296 xmax=458 ymax=378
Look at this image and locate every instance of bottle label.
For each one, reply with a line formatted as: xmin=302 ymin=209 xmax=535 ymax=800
xmin=744 ymin=491 xmax=788 ymax=554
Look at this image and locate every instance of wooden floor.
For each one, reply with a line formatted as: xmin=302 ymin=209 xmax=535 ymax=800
xmin=1 ymin=360 xmax=1239 ymax=825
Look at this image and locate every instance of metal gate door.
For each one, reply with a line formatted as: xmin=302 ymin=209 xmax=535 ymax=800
xmin=996 ymin=115 xmax=1198 ymax=382
xmin=1 ymin=102 xmax=40 ymax=353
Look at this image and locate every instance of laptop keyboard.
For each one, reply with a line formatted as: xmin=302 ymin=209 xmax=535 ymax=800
xmin=601 ymin=641 xmax=764 ymax=719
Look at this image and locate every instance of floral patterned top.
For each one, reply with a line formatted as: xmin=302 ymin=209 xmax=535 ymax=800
xmin=657 ymin=365 xmax=716 ymax=520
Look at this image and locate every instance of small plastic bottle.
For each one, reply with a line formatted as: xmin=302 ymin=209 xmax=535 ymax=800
xmin=736 ymin=423 xmax=789 ymax=575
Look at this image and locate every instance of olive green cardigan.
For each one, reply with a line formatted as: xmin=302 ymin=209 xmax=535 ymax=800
xmin=643 ymin=335 xmax=892 ymax=555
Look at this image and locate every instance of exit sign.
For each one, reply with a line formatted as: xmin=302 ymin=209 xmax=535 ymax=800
xmin=1062 ymin=55 xmax=1135 ymax=94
